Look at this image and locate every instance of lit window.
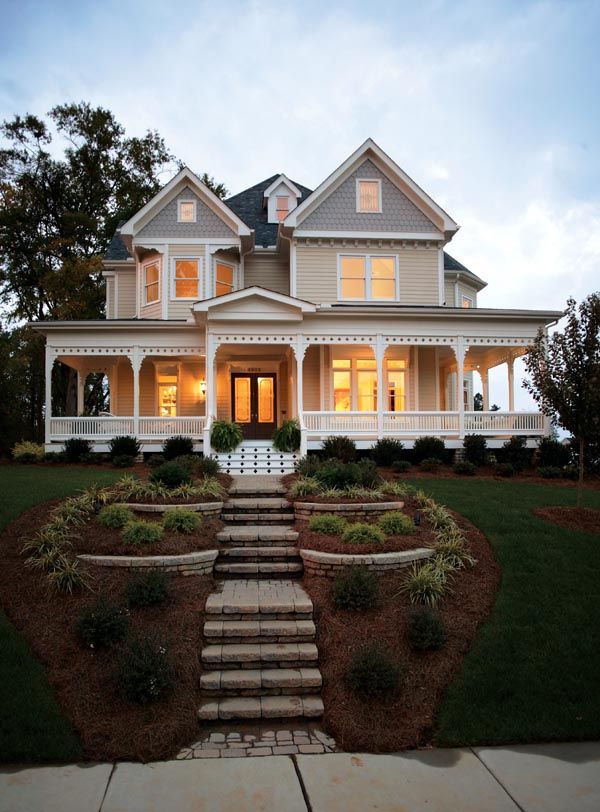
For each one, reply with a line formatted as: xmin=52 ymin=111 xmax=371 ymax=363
xmin=339 ymin=255 xmax=397 ymax=301
xmin=144 ymin=262 xmax=159 ymax=304
xmin=339 ymin=256 xmax=366 ymax=299
xmin=333 ymin=358 xmax=408 ymax=412
xmin=357 ymin=179 xmax=381 ymax=212
xmin=333 ymin=359 xmax=351 ymax=412
xmin=462 ymin=295 xmax=473 ymax=309
xmin=387 ymin=359 xmax=406 ymax=412
xmin=371 ymin=257 xmax=396 ymax=300
xmin=173 ymin=259 xmax=200 ymax=299
xmin=157 ymin=366 xmax=178 ymax=416
xmin=178 ymin=200 xmax=196 ymax=222
xmin=356 ymin=359 xmax=377 ymax=411
xmin=276 ymin=196 xmax=289 ymax=221
xmin=215 ymin=262 xmax=235 ymax=297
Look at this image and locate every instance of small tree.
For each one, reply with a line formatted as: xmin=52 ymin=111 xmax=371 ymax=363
xmin=524 ymin=293 xmax=600 ymax=505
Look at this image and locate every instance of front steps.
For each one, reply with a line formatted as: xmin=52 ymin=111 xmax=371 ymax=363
xmin=212 ymin=443 xmax=299 ymax=476
xmin=221 ymin=497 xmax=295 ymax=526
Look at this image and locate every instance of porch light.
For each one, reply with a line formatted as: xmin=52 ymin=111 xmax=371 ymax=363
xmin=199 ymin=379 xmax=207 ymax=397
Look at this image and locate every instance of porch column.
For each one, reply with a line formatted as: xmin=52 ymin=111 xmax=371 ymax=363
xmin=44 ymin=347 xmax=54 ymax=445
xmin=507 ymin=354 xmax=515 ymax=412
xmin=203 ymin=337 xmax=218 ymax=455
xmin=76 ymin=370 xmax=85 ymax=416
xmin=130 ymin=348 xmax=144 ymax=438
xmin=292 ymin=337 xmax=307 ymax=457
xmin=480 ymin=368 xmax=490 ymax=411
xmin=374 ymin=335 xmax=386 ymax=440
xmin=455 ymin=337 xmax=466 ymax=438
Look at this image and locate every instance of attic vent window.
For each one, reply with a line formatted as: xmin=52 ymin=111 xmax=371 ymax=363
xmin=276 ymin=196 xmax=289 ymax=221
xmin=178 ymin=200 xmax=197 ymax=223
xmin=357 ymin=179 xmax=381 ymax=213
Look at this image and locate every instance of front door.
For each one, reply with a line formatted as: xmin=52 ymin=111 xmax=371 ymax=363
xmin=231 ymin=373 xmax=277 ymax=440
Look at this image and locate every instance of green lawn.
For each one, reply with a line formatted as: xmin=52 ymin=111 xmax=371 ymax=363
xmin=0 ymin=465 xmax=121 ymax=763
xmin=418 ymin=477 xmax=600 ymax=747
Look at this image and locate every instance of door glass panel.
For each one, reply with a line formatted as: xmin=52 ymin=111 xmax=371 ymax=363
xmin=159 ymin=384 xmax=177 ymax=416
xmin=388 ymin=370 xmax=405 ymax=412
xmin=357 ymin=370 xmax=377 ymax=411
xmin=257 ymin=377 xmax=274 ymax=423
xmin=234 ymin=377 xmax=251 ymax=423
xmin=333 ymin=370 xmax=351 ymax=411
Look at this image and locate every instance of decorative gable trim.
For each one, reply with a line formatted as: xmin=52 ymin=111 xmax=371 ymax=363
xmin=192 ymin=285 xmax=316 ymax=314
xmin=263 ymin=174 xmax=302 ymax=199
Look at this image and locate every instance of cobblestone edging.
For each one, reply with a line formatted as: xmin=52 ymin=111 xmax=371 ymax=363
xmin=294 ymin=500 xmax=404 ymax=521
xmin=177 ymin=725 xmax=337 ymax=759
xmin=77 ymin=549 xmax=218 ymax=576
xmin=117 ymin=501 xmax=223 ymax=516
xmin=299 ymin=547 xmax=434 ymax=577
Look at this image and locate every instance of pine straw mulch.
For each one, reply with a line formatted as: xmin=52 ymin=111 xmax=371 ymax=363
xmin=533 ymin=506 xmax=600 ymax=535
xmin=304 ymin=511 xmax=501 ymax=753
xmin=0 ymin=498 xmax=214 ymax=762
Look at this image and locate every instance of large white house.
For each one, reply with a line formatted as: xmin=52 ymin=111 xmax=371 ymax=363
xmin=34 ymin=139 xmax=560 ymax=471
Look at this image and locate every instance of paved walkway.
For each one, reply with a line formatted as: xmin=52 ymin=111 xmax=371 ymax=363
xmin=2 ymin=742 xmax=600 ymax=811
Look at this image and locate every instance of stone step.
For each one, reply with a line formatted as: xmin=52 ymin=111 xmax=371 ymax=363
xmin=224 ymin=498 xmax=291 ymax=510
xmin=218 ymin=547 xmax=301 ymax=559
xmin=200 ymin=667 xmax=322 ymax=695
xmin=215 ymin=562 xmax=303 ymax=578
xmin=216 ymin=526 xmax=298 ymax=543
xmin=228 ymin=484 xmax=287 ymax=497
xmin=198 ymin=695 xmax=323 ymax=721
xmin=221 ymin=513 xmax=294 ymax=524
xmin=204 ymin=580 xmax=313 ymax=621
xmin=203 ymin=618 xmax=316 ymax=645
xmin=202 ymin=642 xmax=318 ymax=669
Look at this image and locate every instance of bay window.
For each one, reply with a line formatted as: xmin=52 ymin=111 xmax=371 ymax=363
xmin=143 ymin=261 xmax=160 ymax=305
xmin=338 ymin=255 xmax=398 ymax=301
xmin=215 ymin=261 xmax=236 ymax=297
xmin=172 ymin=258 xmax=200 ymax=299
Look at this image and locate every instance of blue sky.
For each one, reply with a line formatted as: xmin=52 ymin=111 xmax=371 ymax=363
xmin=1 ymin=0 xmax=599 ymax=408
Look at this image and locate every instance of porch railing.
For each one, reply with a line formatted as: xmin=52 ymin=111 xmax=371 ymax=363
xmin=138 ymin=417 xmax=206 ymax=438
xmin=303 ymin=412 xmax=377 ymax=434
xmin=383 ymin=411 xmax=459 ymax=434
xmin=463 ymin=411 xmax=544 ymax=434
xmin=49 ymin=416 xmax=205 ymax=441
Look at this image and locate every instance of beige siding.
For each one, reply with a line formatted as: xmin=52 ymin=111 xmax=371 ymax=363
xmin=115 ymin=269 xmax=136 ymax=318
xmin=179 ymin=361 xmax=205 ymax=416
xmin=444 ymin=278 xmax=454 ymax=307
xmin=216 ymin=362 xmax=230 ymax=421
xmin=115 ymin=364 xmax=132 ymax=415
xmin=417 ymin=347 xmax=437 ymax=410
xmin=244 ymin=252 xmax=290 ymax=295
xmin=168 ymin=245 xmax=208 ymax=320
xmin=444 ymin=277 xmax=478 ymax=308
xmin=140 ymin=361 xmax=155 ymax=416
xmin=105 ymin=278 xmax=115 ymax=319
xmin=302 ymin=346 xmax=321 ymax=411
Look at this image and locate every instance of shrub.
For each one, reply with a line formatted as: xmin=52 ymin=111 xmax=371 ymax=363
xmin=433 ymin=531 xmax=475 ymax=569
xmin=112 ymin=454 xmax=135 ymax=468
xmin=125 ymin=571 xmax=169 ymax=607
xmin=407 ymin=608 xmax=447 ymax=651
xmin=63 ymin=437 xmax=93 ymax=463
xmin=148 ymin=453 xmax=166 ymax=468
xmin=413 ymin=436 xmax=445 ymax=463
xmin=149 ymin=461 xmax=191 ymax=489
xmin=163 ymin=508 xmax=202 ymax=534
xmin=377 ymin=511 xmax=414 ymax=536
xmin=210 ymin=420 xmax=243 ymax=453
xmin=400 ymin=562 xmax=447 ymax=607
xmin=295 ymin=455 xmax=323 ymax=477
xmin=98 ymin=504 xmax=135 ymax=529
xmin=288 ymin=476 xmax=322 ymax=498
xmin=538 ymin=466 xmax=563 ymax=479
xmin=122 ymin=520 xmax=163 ymax=545
xmin=391 ymin=459 xmax=411 ymax=473
xmin=109 ymin=435 xmax=140 ymax=460
xmin=463 ymin=434 xmax=487 ymax=466
xmin=315 ymin=458 xmax=381 ymax=490
xmin=563 ymin=465 xmax=579 ymax=480
xmin=537 ymin=437 xmax=571 ymax=468
xmin=420 ymin=457 xmax=442 ymax=472
xmin=382 ymin=480 xmax=415 ymax=498
xmin=47 ymin=559 xmax=89 ymax=593
xmin=321 ymin=435 xmax=356 ymax=463
xmin=162 ymin=435 xmax=194 ymax=460
xmin=193 ymin=455 xmax=221 ymax=477
xmin=43 ymin=451 xmax=65 ymax=463
xmin=494 ymin=462 xmax=515 ymax=478
xmin=308 ymin=513 xmax=347 ymax=535
xmin=272 ymin=419 xmax=301 ymax=452
xmin=345 ymin=643 xmax=403 ymax=697
xmin=184 ymin=475 xmax=225 ymax=500
xmin=76 ymin=599 xmax=128 ymax=649
xmin=453 ymin=461 xmax=476 ymax=476
xmin=370 ymin=438 xmax=404 ymax=467
xmin=342 ymin=522 xmax=386 ymax=545
xmin=499 ymin=436 xmax=531 ymax=471
xmin=12 ymin=440 xmax=45 ymax=462
xmin=116 ymin=636 xmax=172 ymax=703
xmin=331 ymin=567 xmax=380 ymax=610
xmin=421 ymin=503 xmax=456 ymax=532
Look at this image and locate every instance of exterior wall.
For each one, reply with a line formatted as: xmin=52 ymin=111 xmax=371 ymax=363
xmin=178 ymin=361 xmax=206 ymax=416
xmin=112 ymin=360 xmax=204 ymax=416
xmin=417 ymin=347 xmax=437 ymax=410
xmin=244 ymin=251 xmax=290 ymax=295
xmin=298 ymin=159 xmax=439 ymax=233
xmin=138 ymin=186 xmax=235 ymax=239
xmin=302 ymin=345 xmax=321 ymax=410
xmin=168 ymin=244 xmax=208 ymax=320
xmin=116 ymin=269 xmax=136 ymax=318
xmin=444 ymin=277 xmax=478 ymax=307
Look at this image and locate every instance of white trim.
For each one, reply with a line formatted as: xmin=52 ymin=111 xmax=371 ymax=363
xmin=319 ymin=345 xmax=325 ymax=411
xmin=355 ymin=178 xmax=382 ymax=213
xmin=294 ymin=230 xmax=444 ymax=241
xmin=142 ymin=257 xmax=161 ymax=306
xmin=193 ymin=286 xmax=317 ymax=314
xmin=177 ymin=199 xmax=197 ymax=223
xmin=263 ymin=174 xmax=302 ymax=199
xmin=213 ymin=258 xmax=238 ymax=298
xmin=435 ymin=347 xmax=440 ymax=409
xmin=438 ymin=247 xmax=445 ymax=305
xmin=461 ymin=294 xmax=474 ymax=309
xmin=161 ymin=244 xmax=169 ymax=319
xmin=336 ymin=253 xmax=399 ymax=302
xmin=170 ymin=256 xmax=203 ymax=301
xmin=290 ymin=240 xmax=297 ymax=297
xmin=414 ymin=347 xmax=420 ymax=410
xmin=133 ymin=236 xmax=240 ymax=246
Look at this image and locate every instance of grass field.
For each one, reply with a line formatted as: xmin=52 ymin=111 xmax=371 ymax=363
xmin=0 ymin=465 xmax=121 ymax=763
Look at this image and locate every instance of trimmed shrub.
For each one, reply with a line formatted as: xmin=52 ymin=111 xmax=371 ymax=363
xmin=331 ymin=567 xmax=380 ymax=610
xmin=463 ymin=434 xmax=487 ymax=466
xmin=109 ymin=435 xmax=140 ymax=461
xmin=125 ymin=571 xmax=169 ymax=607
xmin=76 ymin=600 xmax=128 ymax=649
xmin=191 ymin=455 xmax=220 ymax=477
xmin=345 ymin=643 xmax=404 ymax=697
xmin=391 ymin=459 xmax=411 ymax=473
xmin=308 ymin=513 xmax=347 ymax=535
xmin=413 ymin=436 xmax=445 ymax=463
xmin=148 ymin=453 xmax=166 ymax=468
xmin=537 ymin=438 xmax=571 ymax=468
xmin=494 ymin=462 xmax=515 ymax=478
xmin=288 ymin=476 xmax=321 ymax=498
xmin=210 ymin=420 xmax=243 ymax=453
xmin=116 ymin=636 xmax=172 ymax=704
xmin=272 ymin=419 xmax=301 ymax=452
xmin=122 ymin=520 xmax=163 ymax=545
xmin=149 ymin=461 xmax=191 ymax=489
xmin=316 ymin=458 xmax=381 ymax=490
xmin=377 ymin=511 xmax=414 ymax=536
xmin=400 ymin=562 xmax=447 ymax=607
xmin=295 ymin=455 xmax=323 ymax=477
xmin=63 ymin=437 xmax=92 ymax=463
xmin=112 ymin=454 xmax=135 ymax=468
xmin=163 ymin=508 xmax=202 ymax=534
xmin=370 ymin=438 xmax=404 ymax=467
xmin=453 ymin=461 xmax=477 ymax=476
xmin=420 ymin=457 xmax=442 ymax=472
xmin=162 ymin=435 xmax=194 ymax=461
xmin=499 ymin=436 xmax=531 ymax=471
xmin=321 ymin=435 xmax=356 ymax=463
xmin=563 ymin=465 xmax=579 ymax=480
xmin=538 ymin=466 xmax=563 ymax=479
xmin=12 ymin=440 xmax=45 ymax=462
xmin=407 ymin=608 xmax=447 ymax=651
xmin=342 ymin=522 xmax=386 ymax=545
xmin=98 ymin=504 xmax=135 ymax=529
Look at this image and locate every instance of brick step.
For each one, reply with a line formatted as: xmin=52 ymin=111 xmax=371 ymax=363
xmin=216 ymin=526 xmax=298 ymax=543
xmin=217 ymin=547 xmax=300 ymax=560
xmin=203 ymin=619 xmax=316 ymax=645
xmin=198 ymin=695 xmax=323 ymax=721
xmin=225 ymin=498 xmax=291 ymax=510
xmin=200 ymin=667 xmax=322 ymax=696
xmin=221 ymin=513 xmax=294 ymax=524
xmin=215 ymin=562 xmax=303 ymax=578
xmin=227 ymin=486 xmax=287 ymax=497
xmin=204 ymin=580 xmax=313 ymax=621
xmin=201 ymin=642 xmax=318 ymax=669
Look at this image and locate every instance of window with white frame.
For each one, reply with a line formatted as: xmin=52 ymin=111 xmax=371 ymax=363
xmin=215 ymin=261 xmax=237 ymax=297
xmin=338 ymin=255 xmax=397 ymax=301
xmin=332 ymin=358 xmax=407 ymax=412
xmin=177 ymin=200 xmax=197 ymax=223
xmin=172 ymin=258 xmax=201 ymax=299
xmin=461 ymin=294 xmax=473 ymax=309
xmin=276 ymin=196 xmax=289 ymax=221
xmin=356 ymin=179 xmax=381 ymax=213
xmin=143 ymin=261 xmax=160 ymax=305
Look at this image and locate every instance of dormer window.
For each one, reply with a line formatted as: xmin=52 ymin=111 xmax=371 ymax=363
xmin=177 ymin=200 xmax=197 ymax=223
xmin=276 ymin=196 xmax=289 ymax=221
xmin=264 ymin=174 xmax=302 ymax=224
xmin=357 ymin=179 xmax=382 ymax=213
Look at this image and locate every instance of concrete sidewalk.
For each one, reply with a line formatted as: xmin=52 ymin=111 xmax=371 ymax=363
xmin=1 ymin=742 xmax=599 ymax=812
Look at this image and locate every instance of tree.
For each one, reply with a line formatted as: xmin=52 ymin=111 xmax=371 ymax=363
xmin=474 ymin=392 xmax=500 ymax=411
xmin=199 ymin=172 xmax=228 ymax=199
xmin=524 ymin=293 xmax=600 ymax=505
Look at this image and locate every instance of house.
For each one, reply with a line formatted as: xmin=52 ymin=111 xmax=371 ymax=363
xmin=33 ymin=139 xmax=561 ymax=472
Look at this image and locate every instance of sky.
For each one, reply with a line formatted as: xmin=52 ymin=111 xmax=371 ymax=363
xmin=1 ymin=0 xmax=599 ymax=409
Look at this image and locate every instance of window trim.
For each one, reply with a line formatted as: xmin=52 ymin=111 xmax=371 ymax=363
xmin=177 ymin=199 xmax=197 ymax=223
xmin=461 ymin=294 xmax=474 ymax=309
xmin=330 ymin=357 xmax=408 ymax=412
xmin=213 ymin=259 xmax=238 ymax=298
xmin=170 ymin=256 xmax=203 ymax=301
xmin=142 ymin=258 xmax=161 ymax=306
xmin=337 ymin=253 xmax=399 ymax=302
xmin=154 ymin=361 xmax=180 ymax=417
xmin=355 ymin=178 xmax=382 ymax=213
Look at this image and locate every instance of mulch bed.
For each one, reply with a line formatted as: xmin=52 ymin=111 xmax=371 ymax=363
xmin=533 ymin=506 xmax=600 ymax=535
xmin=0 ymin=499 xmax=214 ymax=762
xmin=378 ymin=465 xmax=600 ymax=491
xmin=304 ymin=511 xmax=501 ymax=752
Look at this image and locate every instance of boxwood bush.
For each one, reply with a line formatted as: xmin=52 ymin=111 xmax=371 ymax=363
xmin=321 ymin=435 xmax=356 ymax=463
xmin=494 ymin=462 xmax=515 ymax=477
xmin=370 ymin=438 xmax=405 ymax=467
xmin=345 ymin=642 xmax=404 ymax=697
xmin=316 ymin=458 xmax=380 ymax=490
xmin=63 ymin=437 xmax=93 ymax=463
xmin=162 ymin=435 xmax=194 ymax=460
xmin=109 ymin=435 xmax=140 ymax=461
xmin=420 ymin=457 xmax=442 ymax=472
xmin=498 ymin=436 xmax=531 ymax=471
xmin=413 ymin=436 xmax=445 ymax=463
xmin=76 ymin=599 xmax=128 ymax=649
xmin=463 ymin=434 xmax=487 ymax=466
xmin=377 ymin=511 xmax=414 ymax=536
xmin=331 ymin=567 xmax=380 ymax=610
xmin=149 ymin=461 xmax=191 ymax=488
xmin=122 ymin=520 xmax=163 ymax=545
xmin=537 ymin=437 xmax=571 ymax=468
xmin=342 ymin=522 xmax=386 ymax=545
xmin=453 ymin=461 xmax=477 ymax=476
xmin=125 ymin=571 xmax=169 ymax=607
xmin=308 ymin=513 xmax=347 ymax=535
xmin=407 ymin=607 xmax=447 ymax=651
xmin=391 ymin=459 xmax=411 ymax=473
xmin=116 ymin=636 xmax=172 ymax=704
xmin=163 ymin=508 xmax=202 ymax=534
xmin=98 ymin=504 xmax=135 ymax=529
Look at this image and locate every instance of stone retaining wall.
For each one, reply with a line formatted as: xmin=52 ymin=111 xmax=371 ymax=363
xmin=294 ymin=501 xmax=404 ymax=522
xmin=78 ymin=550 xmax=218 ymax=576
xmin=119 ymin=501 xmax=223 ymax=516
xmin=299 ymin=547 xmax=434 ymax=577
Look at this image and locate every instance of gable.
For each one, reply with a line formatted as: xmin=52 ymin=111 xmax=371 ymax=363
xmin=298 ymin=159 xmax=440 ymax=234
xmin=137 ymin=186 xmax=236 ymax=239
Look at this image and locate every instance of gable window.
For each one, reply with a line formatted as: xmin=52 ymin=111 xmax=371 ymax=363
xmin=276 ymin=196 xmax=289 ymax=221
xmin=143 ymin=261 xmax=160 ymax=305
xmin=172 ymin=258 xmax=201 ymax=299
xmin=215 ymin=261 xmax=236 ymax=297
xmin=177 ymin=200 xmax=197 ymax=223
xmin=338 ymin=255 xmax=398 ymax=301
xmin=461 ymin=294 xmax=473 ymax=309
xmin=357 ymin=179 xmax=381 ymax=213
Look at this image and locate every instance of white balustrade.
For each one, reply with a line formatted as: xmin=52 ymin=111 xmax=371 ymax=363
xmin=49 ymin=416 xmax=205 ymax=441
xmin=383 ymin=412 xmax=460 ymax=435
xmin=303 ymin=411 xmax=377 ymax=434
xmin=138 ymin=417 xmax=206 ymax=438
xmin=463 ymin=411 xmax=544 ymax=434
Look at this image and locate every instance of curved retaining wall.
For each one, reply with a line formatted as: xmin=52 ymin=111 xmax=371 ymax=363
xmin=299 ymin=547 xmax=434 ymax=577
xmin=118 ymin=501 xmax=223 ymax=516
xmin=77 ymin=549 xmax=218 ymax=576
xmin=294 ymin=501 xmax=404 ymax=522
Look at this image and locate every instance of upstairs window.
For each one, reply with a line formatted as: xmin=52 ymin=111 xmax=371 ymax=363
xmin=357 ymin=179 xmax=381 ymax=213
xmin=143 ymin=261 xmax=160 ymax=305
xmin=339 ymin=255 xmax=397 ymax=301
xmin=177 ymin=200 xmax=197 ymax=222
xmin=173 ymin=258 xmax=200 ymax=299
xmin=461 ymin=294 xmax=473 ymax=309
xmin=276 ymin=196 xmax=289 ymax=221
xmin=215 ymin=261 xmax=236 ymax=297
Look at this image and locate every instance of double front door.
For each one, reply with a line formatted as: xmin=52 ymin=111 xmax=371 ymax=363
xmin=231 ymin=373 xmax=277 ymax=440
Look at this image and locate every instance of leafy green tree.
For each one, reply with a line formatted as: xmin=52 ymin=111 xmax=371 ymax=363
xmin=199 ymin=172 xmax=228 ymax=199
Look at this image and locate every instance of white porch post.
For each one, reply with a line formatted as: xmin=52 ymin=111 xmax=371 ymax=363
xmin=293 ymin=336 xmax=307 ymax=457
xmin=130 ymin=347 xmax=143 ymax=438
xmin=76 ymin=370 xmax=85 ymax=416
xmin=507 ymin=354 xmax=515 ymax=412
xmin=203 ymin=337 xmax=217 ymax=455
xmin=480 ymin=368 xmax=490 ymax=411
xmin=44 ymin=347 xmax=54 ymax=445
xmin=456 ymin=336 xmax=466 ymax=438
xmin=375 ymin=334 xmax=385 ymax=440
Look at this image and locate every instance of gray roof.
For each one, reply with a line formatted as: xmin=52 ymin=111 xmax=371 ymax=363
xmin=105 ymin=219 xmax=131 ymax=261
